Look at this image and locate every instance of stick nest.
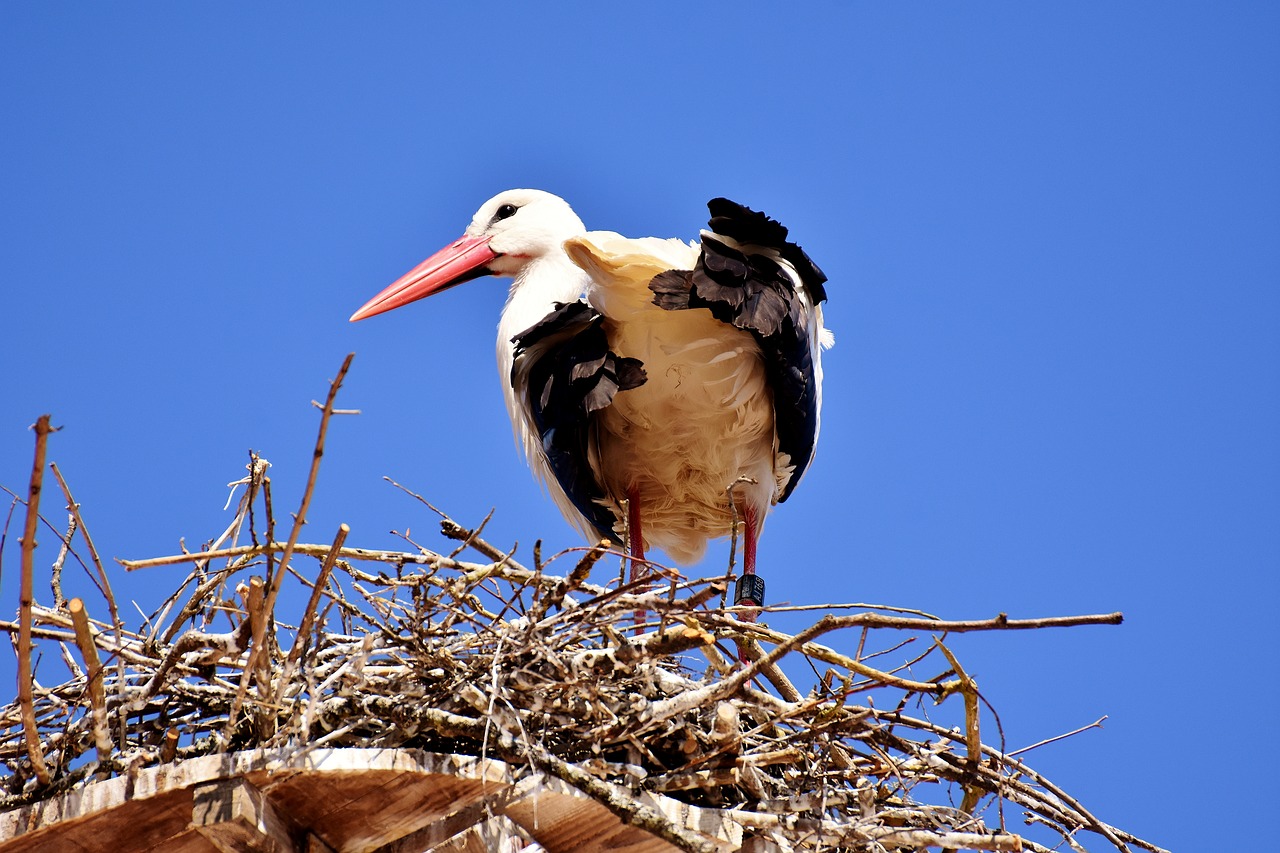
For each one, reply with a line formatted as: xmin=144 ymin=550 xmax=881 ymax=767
xmin=0 ymin=360 xmax=1167 ymax=853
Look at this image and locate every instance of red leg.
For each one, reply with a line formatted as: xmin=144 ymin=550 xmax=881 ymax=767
xmin=627 ymin=487 xmax=646 ymax=586
xmin=733 ymin=503 xmax=764 ymax=664
xmin=735 ymin=503 xmax=765 ymax=616
xmin=627 ymin=488 xmax=649 ymax=633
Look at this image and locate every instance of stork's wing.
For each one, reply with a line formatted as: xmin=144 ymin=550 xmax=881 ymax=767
xmin=511 ymin=301 xmax=647 ymax=543
xmin=649 ymin=199 xmax=830 ymax=502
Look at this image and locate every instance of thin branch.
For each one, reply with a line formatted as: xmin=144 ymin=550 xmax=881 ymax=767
xmin=1009 ymin=716 xmax=1109 ymax=758
xmin=49 ymin=511 xmax=75 ymax=609
xmin=121 ymin=541 xmax=445 ymax=571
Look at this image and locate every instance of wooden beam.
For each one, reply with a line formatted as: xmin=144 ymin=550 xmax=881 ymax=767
xmin=303 ymin=833 xmax=338 ymax=853
xmin=372 ymin=779 xmax=536 ymax=853
xmin=192 ymin=777 xmax=329 ymax=853
xmin=423 ymin=816 xmax=529 ymax=853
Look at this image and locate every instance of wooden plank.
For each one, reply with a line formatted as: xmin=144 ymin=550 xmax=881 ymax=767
xmin=191 ymin=779 xmax=298 ymax=853
xmin=250 ymin=769 xmax=495 ymax=851
xmin=301 ymin=835 xmax=336 ymax=853
xmin=0 ymin=749 xmax=743 ymax=853
xmin=1 ymin=789 xmax=199 ymax=853
xmin=424 ymin=816 xmax=528 ymax=853
xmin=372 ymin=778 xmax=538 ymax=853
xmin=500 ymin=777 xmax=739 ymax=853
xmin=246 ymin=751 xmax=520 ymax=852
xmin=504 ymin=789 xmax=673 ymax=853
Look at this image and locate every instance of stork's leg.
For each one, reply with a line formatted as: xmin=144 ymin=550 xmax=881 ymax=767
xmin=735 ymin=503 xmax=765 ymax=617
xmin=626 ymin=488 xmax=650 ymax=633
xmin=731 ymin=503 xmax=765 ymax=665
xmin=626 ymin=487 xmax=646 ymax=586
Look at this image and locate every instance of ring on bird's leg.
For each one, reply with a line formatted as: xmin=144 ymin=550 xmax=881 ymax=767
xmin=734 ymin=574 xmax=766 ymax=609
xmin=733 ymin=575 xmax=766 ymax=665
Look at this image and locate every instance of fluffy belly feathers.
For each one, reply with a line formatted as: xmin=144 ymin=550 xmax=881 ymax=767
xmin=565 ymin=233 xmax=778 ymax=563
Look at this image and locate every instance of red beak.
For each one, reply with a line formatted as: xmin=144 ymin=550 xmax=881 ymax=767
xmin=349 ymin=233 xmax=497 ymax=322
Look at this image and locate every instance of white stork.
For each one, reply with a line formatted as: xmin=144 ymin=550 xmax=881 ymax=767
xmin=350 ymin=190 xmax=831 ymax=610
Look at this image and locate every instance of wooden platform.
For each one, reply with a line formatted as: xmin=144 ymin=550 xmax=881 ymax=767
xmin=0 ymin=748 xmax=759 ymax=853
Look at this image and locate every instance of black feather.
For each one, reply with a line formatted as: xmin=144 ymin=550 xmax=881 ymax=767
xmin=511 ymin=303 xmax=647 ymax=540
xmin=707 ymin=197 xmax=829 ymax=305
xmin=649 ymin=270 xmax=693 ymax=311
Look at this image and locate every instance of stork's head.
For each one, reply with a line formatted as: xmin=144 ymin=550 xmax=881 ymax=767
xmin=349 ymin=189 xmax=585 ymax=322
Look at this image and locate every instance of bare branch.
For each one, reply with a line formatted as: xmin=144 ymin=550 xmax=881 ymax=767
xmin=18 ymin=414 xmax=55 ymax=786
xmin=68 ymin=598 xmax=112 ymax=762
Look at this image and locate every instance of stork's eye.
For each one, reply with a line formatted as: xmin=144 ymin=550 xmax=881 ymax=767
xmin=495 ymin=203 xmax=518 ymax=220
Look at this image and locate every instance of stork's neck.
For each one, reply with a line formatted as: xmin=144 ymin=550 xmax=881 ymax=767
xmin=496 ymin=250 xmax=590 ymax=383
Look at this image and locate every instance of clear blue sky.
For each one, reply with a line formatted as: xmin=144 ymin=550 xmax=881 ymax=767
xmin=2 ymin=5 xmax=1277 ymax=849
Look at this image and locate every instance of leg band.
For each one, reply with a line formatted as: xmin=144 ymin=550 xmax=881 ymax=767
xmin=734 ymin=574 xmax=766 ymax=607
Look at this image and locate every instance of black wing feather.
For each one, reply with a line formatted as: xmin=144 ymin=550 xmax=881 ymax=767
xmin=511 ymin=302 xmax=646 ymax=542
xmin=707 ymin=198 xmax=828 ymax=304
